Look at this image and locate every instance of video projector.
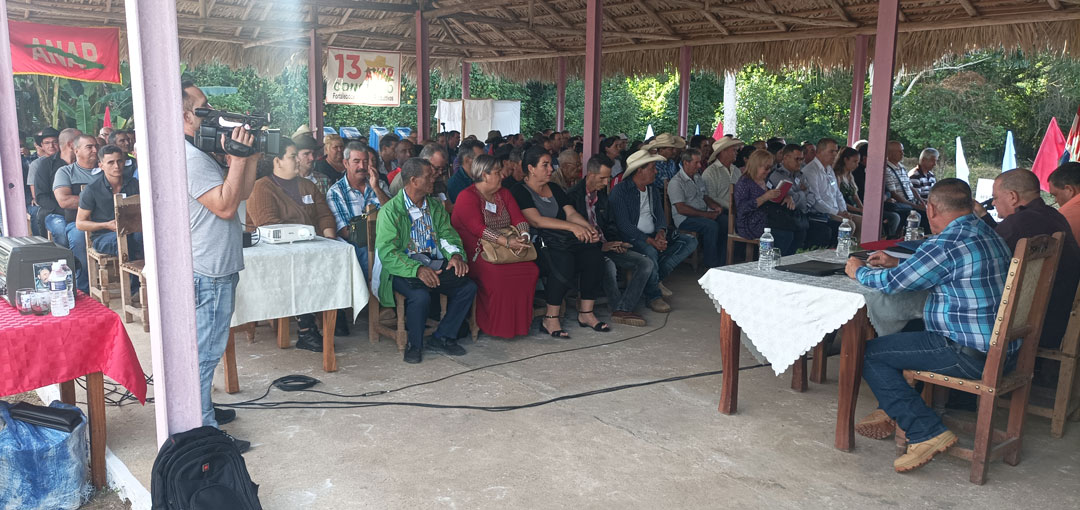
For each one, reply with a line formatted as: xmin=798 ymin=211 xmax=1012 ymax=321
xmin=256 ymin=224 xmax=316 ymax=244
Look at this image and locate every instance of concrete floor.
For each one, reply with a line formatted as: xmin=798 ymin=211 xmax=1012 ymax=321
xmin=73 ymin=266 xmax=1080 ymax=509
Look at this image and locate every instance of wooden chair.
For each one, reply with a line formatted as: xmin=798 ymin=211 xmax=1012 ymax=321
xmin=84 ymin=230 xmax=119 ymax=307
xmin=725 ymin=194 xmax=758 ymax=264
xmin=895 ymin=233 xmax=1064 ymax=484
xmin=114 ymin=193 xmax=149 ymax=332
xmin=998 ymin=281 xmax=1080 ymax=438
xmin=662 ymin=180 xmax=701 ymax=270
xmin=365 ymin=209 xmax=478 ymax=351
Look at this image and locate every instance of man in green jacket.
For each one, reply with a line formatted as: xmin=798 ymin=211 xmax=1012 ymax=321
xmin=374 ymin=157 xmax=477 ymax=364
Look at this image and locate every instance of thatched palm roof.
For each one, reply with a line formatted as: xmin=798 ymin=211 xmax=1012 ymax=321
xmin=8 ymin=1 xmax=1080 ymax=80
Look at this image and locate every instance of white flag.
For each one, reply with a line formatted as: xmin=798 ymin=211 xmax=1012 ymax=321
xmin=1002 ymin=130 xmax=1017 ymax=172
xmin=955 ymin=137 xmax=970 ymax=183
xmin=645 ymin=124 xmax=654 ymax=140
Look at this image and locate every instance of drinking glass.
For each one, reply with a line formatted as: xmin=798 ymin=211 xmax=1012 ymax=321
xmin=16 ymin=288 xmax=34 ymax=315
xmin=30 ymin=291 xmax=50 ymax=316
xmin=769 ymin=248 xmax=782 ymax=270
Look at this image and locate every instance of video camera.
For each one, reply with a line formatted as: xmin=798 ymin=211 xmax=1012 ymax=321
xmin=192 ymin=107 xmax=282 ymax=157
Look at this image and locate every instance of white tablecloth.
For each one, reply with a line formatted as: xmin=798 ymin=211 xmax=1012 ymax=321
xmin=231 ymin=237 xmax=369 ymax=327
xmin=698 ymin=251 xmax=927 ymax=375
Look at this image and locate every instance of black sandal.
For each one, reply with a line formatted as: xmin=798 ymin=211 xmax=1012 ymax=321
xmin=577 ymin=310 xmax=611 ymax=332
xmin=540 ymin=315 xmax=571 ymax=338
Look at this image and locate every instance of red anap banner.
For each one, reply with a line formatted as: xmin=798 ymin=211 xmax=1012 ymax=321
xmin=9 ymin=21 xmax=121 ymax=84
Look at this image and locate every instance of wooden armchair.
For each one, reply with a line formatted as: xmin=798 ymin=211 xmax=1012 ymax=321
xmin=114 ymin=193 xmax=148 ymax=332
xmin=725 ymin=194 xmax=758 ymax=264
xmin=84 ymin=230 xmax=119 ymax=306
xmin=895 ymin=233 xmax=1064 ymax=484
xmin=365 ymin=209 xmax=478 ymax=351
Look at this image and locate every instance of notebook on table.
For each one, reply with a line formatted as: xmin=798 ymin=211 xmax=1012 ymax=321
xmin=774 ymin=260 xmax=848 ymax=277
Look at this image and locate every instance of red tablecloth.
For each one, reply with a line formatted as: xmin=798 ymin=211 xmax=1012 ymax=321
xmin=0 ymin=294 xmax=147 ymax=403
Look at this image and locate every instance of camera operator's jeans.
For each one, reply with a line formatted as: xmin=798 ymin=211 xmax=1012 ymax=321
xmin=194 ymin=272 xmax=239 ymax=428
xmin=44 ymin=214 xmax=89 ymax=293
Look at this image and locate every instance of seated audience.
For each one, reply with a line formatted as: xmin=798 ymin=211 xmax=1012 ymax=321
xmin=801 ymin=137 xmax=851 ymax=248
xmin=446 ymin=139 xmax=487 ymax=202
xmin=610 ymin=150 xmax=698 ymax=310
xmin=668 ymin=148 xmax=727 ymax=267
xmin=908 ymin=148 xmax=938 ymax=202
xmin=450 ymin=155 xmax=539 ymax=339
xmin=1048 ymin=162 xmax=1080 ymax=243
xmin=734 ymin=149 xmax=804 ymax=255
xmin=377 ymin=133 xmax=400 ymax=177
xmin=293 ymin=133 xmax=333 ymax=196
xmin=75 ymin=144 xmax=142 ymax=292
xmin=974 ymin=169 xmax=1080 ymax=385
xmin=374 ymin=158 xmax=477 ymax=364
xmin=52 ymin=134 xmax=101 ymax=293
xmin=327 ymin=142 xmax=390 ymax=277
xmin=833 ymin=146 xmax=865 ymax=235
xmin=884 ymin=140 xmax=929 ymax=230
xmin=600 ymin=137 xmax=624 ymax=178
xmin=550 ymin=149 xmax=582 ymax=190
xmin=315 ymin=134 xmax=346 ymax=182
xmin=568 ymin=155 xmax=656 ymax=327
xmin=497 ymin=145 xmax=525 ymax=190
xmin=512 ymin=147 xmax=610 ymax=338
xmin=844 ymin=179 xmax=1012 ymax=473
xmin=702 ymin=136 xmax=743 ymax=214
xmin=246 ymin=138 xmax=338 ymax=351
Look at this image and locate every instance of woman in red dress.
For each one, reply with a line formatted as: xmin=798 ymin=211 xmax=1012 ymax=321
xmin=451 ymin=155 xmax=540 ymax=338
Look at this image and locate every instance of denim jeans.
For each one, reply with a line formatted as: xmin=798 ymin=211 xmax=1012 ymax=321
xmin=45 ymin=214 xmax=89 ymax=293
xmin=602 ymin=249 xmax=656 ymax=312
xmin=862 ymin=330 xmax=1013 ymax=443
xmin=93 ymin=231 xmax=144 ymax=292
xmin=391 ymin=275 xmax=477 ymax=349
xmin=630 ymin=233 xmax=698 ymax=288
xmin=677 ymin=215 xmax=727 ymax=267
xmin=194 ymin=272 xmax=239 ymax=428
xmin=768 ymin=228 xmax=805 ymax=256
xmin=26 ymin=205 xmax=42 ymax=236
xmin=355 ymin=246 xmax=370 ymax=281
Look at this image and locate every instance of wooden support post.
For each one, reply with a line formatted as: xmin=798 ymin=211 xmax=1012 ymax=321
xmin=861 ymin=0 xmax=900 ymax=243
xmin=582 ymin=0 xmax=602 ymax=159
xmin=309 ymin=27 xmax=325 ymax=141
xmin=719 ymin=309 xmax=741 ymax=414
xmin=677 ymin=46 xmax=691 ymax=138
xmin=461 ymin=61 xmax=471 ymax=99
xmin=86 ymin=371 xmax=107 ymax=489
xmin=415 ymin=10 xmax=431 ymax=140
xmin=0 ymin=0 xmax=28 ymax=236
xmin=848 ymin=35 xmax=868 ymax=146
xmin=556 ymin=57 xmax=567 ymax=133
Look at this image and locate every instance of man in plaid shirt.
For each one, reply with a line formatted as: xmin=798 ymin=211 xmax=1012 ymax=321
xmin=843 ymin=179 xmax=1012 ymax=474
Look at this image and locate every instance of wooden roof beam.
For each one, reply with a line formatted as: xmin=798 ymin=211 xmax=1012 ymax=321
xmin=533 ymin=0 xmax=573 ymax=28
xmin=493 ymin=6 xmax=556 ymax=50
xmin=448 ymin=17 xmax=502 ymax=56
xmin=755 ymin=0 xmax=789 ymax=32
xmin=958 ymin=0 xmax=980 ymax=17
xmin=446 ymin=13 xmax=680 ymax=40
xmin=665 ymin=0 xmax=858 ymax=28
xmin=306 ymin=0 xmax=421 ymax=13
xmin=825 ymin=0 xmax=853 ymax=23
xmin=236 ymin=1 xmax=255 ymax=37
xmin=1049 ymin=0 xmax=1062 ymax=9
xmin=700 ymin=11 xmax=731 ymax=36
xmin=632 ymin=0 xmax=677 ymax=35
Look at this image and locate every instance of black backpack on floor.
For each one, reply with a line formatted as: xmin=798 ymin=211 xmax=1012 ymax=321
xmin=150 ymin=426 xmax=262 ymax=510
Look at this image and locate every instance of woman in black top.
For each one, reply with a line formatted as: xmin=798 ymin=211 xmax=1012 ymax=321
xmin=512 ymin=147 xmax=610 ymax=338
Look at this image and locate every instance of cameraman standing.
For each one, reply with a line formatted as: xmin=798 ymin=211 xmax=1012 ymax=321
xmin=182 ymin=81 xmax=258 ymax=452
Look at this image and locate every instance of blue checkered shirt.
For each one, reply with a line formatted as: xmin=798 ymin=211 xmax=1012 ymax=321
xmin=856 ymin=214 xmax=1015 ymax=354
xmin=653 ymin=159 xmax=681 ymax=190
xmin=326 ymin=176 xmax=381 ymax=233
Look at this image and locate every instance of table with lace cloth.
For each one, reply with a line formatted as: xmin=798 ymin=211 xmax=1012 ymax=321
xmin=698 ymin=250 xmax=928 ymax=451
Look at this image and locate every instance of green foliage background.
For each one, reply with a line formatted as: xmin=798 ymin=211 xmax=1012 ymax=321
xmin=13 ymin=50 xmax=1080 ymax=166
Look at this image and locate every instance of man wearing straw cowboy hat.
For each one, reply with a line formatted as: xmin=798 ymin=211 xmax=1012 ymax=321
xmin=646 ymin=133 xmax=686 ymax=191
xmin=702 ymin=135 xmax=744 ymax=216
xmin=610 ymin=150 xmax=698 ymax=312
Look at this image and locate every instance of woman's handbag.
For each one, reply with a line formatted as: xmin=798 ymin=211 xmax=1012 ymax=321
xmin=475 ymin=226 xmax=537 ymax=264
xmin=761 ymin=201 xmax=801 ymax=232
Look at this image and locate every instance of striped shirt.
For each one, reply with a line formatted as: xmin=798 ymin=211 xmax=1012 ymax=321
xmin=326 ymin=176 xmax=381 ymax=233
xmin=856 ymin=214 xmax=1015 ymax=354
xmin=907 ymin=168 xmax=936 ymax=201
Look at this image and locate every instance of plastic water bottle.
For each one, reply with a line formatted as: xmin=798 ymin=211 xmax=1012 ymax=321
xmin=59 ymin=259 xmax=74 ymax=307
xmin=836 ymin=218 xmax=853 ymax=259
xmin=758 ymin=228 xmax=775 ymax=271
xmin=904 ymin=210 xmax=921 ymax=241
xmin=48 ymin=261 xmax=70 ymax=317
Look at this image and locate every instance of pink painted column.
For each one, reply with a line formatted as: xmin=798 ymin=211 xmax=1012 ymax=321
xmin=582 ymin=0 xmax=602 ymax=160
xmin=0 ymin=0 xmax=28 ymax=237
xmin=677 ymin=46 xmax=692 ymax=138
xmin=124 ymin=0 xmax=203 ymax=445
xmin=462 ymin=62 xmax=471 ymax=99
xmin=847 ymin=35 xmax=869 ymax=146
xmin=556 ymin=57 xmax=567 ymax=132
xmin=415 ymin=10 xmax=431 ymax=140
xmin=309 ymin=28 xmax=325 ymax=142
xmin=861 ymin=0 xmax=900 ymax=243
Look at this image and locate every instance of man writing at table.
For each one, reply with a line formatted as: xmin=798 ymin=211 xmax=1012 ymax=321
xmin=183 ymin=81 xmax=259 ymax=452
xmin=374 ymin=158 xmax=477 ymax=364
xmin=844 ymin=179 xmax=1012 ymax=473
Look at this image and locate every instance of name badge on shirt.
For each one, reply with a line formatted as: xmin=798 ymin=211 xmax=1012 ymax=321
xmin=408 ymin=206 xmax=423 ymax=221
xmin=302 ymin=194 xmax=314 ymax=204
xmin=485 ymin=201 xmax=498 ymax=214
